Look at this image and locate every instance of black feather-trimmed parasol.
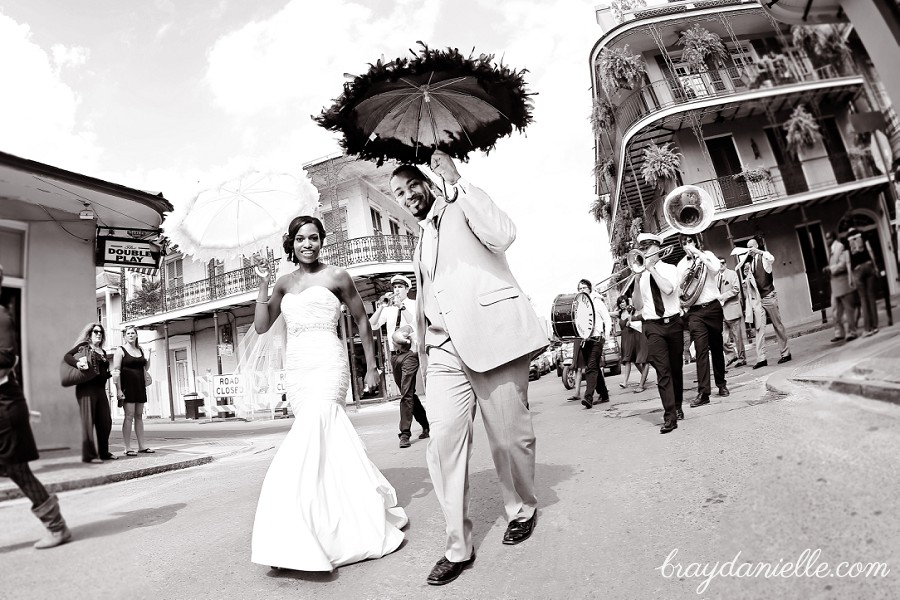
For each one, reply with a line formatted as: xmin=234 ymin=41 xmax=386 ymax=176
xmin=314 ymin=43 xmax=534 ymax=166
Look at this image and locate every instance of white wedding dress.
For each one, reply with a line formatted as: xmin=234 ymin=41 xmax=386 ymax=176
xmin=251 ymin=286 xmax=408 ymax=571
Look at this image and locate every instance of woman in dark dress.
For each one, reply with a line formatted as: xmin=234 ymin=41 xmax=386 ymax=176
xmin=112 ymin=325 xmax=154 ymax=456
xmin=0 ymin=264 xmax=72 ymax=548
xmin=64 ymin=323 xmax=115 ymax=463
xmin=615 ymin=295 xmax=650 ymax=392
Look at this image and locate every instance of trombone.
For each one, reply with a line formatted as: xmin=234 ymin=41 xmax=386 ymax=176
xmin=595 ymin=246 xmax=673 ymax=295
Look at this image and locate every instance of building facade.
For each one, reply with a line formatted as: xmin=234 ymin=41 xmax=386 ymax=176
xmin=592 ymin=0 xmax=898 ymax=327
xmin=120 ymin=155 xmax=419 ymax=418
xmin=0 ymin=151 xmax=170 ymax=450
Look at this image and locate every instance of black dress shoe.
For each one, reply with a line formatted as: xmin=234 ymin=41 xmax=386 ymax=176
xmin=753 ymin=360 xmax=768 ymax=369
xmin=675 ymin=409 xmax=684 ymax=421
xmin=689 ymin=393 xmax=710 ymax=408
xmin=596 ymin=397 xmax=609 ymax=404
xmin=725 ymin=357 xmax=737 ymax=367
xmin=427 ymin=553 xmax=476 ymax=586
xmin=718 ymin=386 xmax=730 ymax=397
xmin=581 ymin=397 xmax=593 ymax=409
xmin=829 ymin=336 xmax=845 ymax=343
xmin=734 ymin=360 xmax=747 ymax=367
xmin=777 ymin=354 xmax=792 ymax=364
xmin=660 ymin=421 xmax=678 ymax=434
xmin=419 ymin=430 xmax=430 ymax=439
xmin=502 ymin=512 xmax=537 ymax=545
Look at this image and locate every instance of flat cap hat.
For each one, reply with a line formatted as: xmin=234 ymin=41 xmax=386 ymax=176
xmin=636 ymin=233 xmax=663 ymax=245
xmin=390 ymin=274 xmax=412 ymax=287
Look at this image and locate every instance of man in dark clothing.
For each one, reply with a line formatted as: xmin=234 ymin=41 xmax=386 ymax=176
xmin=390 ymin=325 xmax=429 ymax=448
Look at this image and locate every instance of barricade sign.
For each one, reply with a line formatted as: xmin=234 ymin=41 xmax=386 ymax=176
xmin=270 ymin=370 xmax=287 ymax=395
xmin=213 ymin=374 xmax=244 ymax=398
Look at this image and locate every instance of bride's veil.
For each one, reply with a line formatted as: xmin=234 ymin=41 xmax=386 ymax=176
xmin=231 ymin=258 xmax=294 ymax=420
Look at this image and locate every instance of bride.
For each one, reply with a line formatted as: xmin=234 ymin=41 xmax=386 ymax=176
xmin=249 ymin=215 xmax=407 ymax=571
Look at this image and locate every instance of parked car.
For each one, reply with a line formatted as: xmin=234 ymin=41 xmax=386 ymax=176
xmin=559 ymin=327 xmax=622 ymax=390
xmin=528 ymin=358 xmax=541 ymax=381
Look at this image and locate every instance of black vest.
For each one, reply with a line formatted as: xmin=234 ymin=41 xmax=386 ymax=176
xmin=752 ymin=257 xmax=775 ymax=297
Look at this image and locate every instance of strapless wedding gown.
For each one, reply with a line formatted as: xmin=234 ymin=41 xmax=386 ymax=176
xmin=251 ymin=286 xmax=407 ymax=571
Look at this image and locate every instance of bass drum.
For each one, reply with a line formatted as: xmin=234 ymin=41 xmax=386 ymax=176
xmin=551 ymin=292 xmax=594 ymax=339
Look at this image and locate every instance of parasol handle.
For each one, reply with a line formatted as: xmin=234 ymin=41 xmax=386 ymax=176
xmin=440 ymin=177 xmax=457 ymax=204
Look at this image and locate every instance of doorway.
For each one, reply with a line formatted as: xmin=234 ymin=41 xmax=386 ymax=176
xmin=705 ymin=135 xmax=752 ymax=208
xmin=819 ymin=117 xmax=854 ymax=184
xmin=796 ymin=222 xmax=830 ymax=312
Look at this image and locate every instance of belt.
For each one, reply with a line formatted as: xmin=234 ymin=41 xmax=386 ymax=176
xmin=390 ymin=350 xmax=406 ymax=356
xmin=645 ymin=315 xmax=680 ymax=324
xmin=689 ymin=300 xmax=718 ymax=311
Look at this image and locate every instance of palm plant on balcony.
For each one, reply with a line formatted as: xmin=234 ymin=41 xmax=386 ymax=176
xmin=677 ymin=24 xmax=729 ymax=74
xmin=784 ymin=105 xmax=822 ymax=152
xmin=597 ymin=45 xmax=646 ymax=93
xmin=591 ymin=98 xmax=616 ymax=134
xmin=752 ymin=53 xmax=790 ymax=87
xmin=132 ymin=277 xmax=162 ymax=306
xmin=640 ymin=142 xmax=683 ymax=187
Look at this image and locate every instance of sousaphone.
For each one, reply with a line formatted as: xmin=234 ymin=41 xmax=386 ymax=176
xmin=662 ymin=185 xmax=716 ymax=307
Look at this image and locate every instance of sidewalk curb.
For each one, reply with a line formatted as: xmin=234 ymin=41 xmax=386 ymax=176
xmin=791 ymin=376 xmax=900 ymax=406
xmin=0 ymin=456 xmax=213 ymax=503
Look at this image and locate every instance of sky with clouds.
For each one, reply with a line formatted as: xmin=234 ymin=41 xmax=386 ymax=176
xmin=0 ymin=0 xmax=614 ymax=316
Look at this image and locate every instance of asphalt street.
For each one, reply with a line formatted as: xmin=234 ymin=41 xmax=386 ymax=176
xmin=1 ymin=366 xmax=898 ymax=600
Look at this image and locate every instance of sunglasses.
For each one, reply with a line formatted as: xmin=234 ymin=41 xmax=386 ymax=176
xmin=92 ymin=329 xmax=103 ymax=334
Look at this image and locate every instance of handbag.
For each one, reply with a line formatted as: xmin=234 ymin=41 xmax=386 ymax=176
xmin=144 ymin=370 xmax=152 ymax=386
xmin=60 ymin=346 xmax=98 ymax=388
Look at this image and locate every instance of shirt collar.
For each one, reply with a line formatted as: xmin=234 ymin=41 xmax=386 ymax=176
xmin=418 ymin=196 xmax=446 ymax=230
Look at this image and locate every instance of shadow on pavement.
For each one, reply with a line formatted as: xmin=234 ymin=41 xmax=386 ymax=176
xmin=265 ymin=566 xmax=340 ymax=582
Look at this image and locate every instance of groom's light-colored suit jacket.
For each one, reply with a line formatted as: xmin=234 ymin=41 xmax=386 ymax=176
xmin=414 ymin=179 xmax=548 ymax=374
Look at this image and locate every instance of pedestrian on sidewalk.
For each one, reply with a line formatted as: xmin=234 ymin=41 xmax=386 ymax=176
xmin=389 ymin=324 xmax=429 ymax=448
xmin=846 ymin=227 xmax=881 ymax=336
xmin=64 ymin=323 xmax=115 ymax=463
xmin=823 ymin=231 xmax=858 ymax=342
xmin=112 ymin=325 xmax=155 ymax=456
xmin=0 ymin=264 xmax=72 ymax=549
xmin=392 ymin=151 xmax=547 ymax=585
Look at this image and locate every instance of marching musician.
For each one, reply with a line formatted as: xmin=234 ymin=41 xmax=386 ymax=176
xmin=737 ymin=236 xmax=791 ymax=368
xmin=676 ymin=233 xmax=729 ymax=408
xmin=578 ymin=278 xmax=612 ymax=409
xmin=717 ymin=256 xmax=747 ymax=368
xmin=631 ymin=233 xmax=683 ymax=434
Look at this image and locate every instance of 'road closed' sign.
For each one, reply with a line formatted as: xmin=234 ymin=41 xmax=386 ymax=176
xmin=213 ymin=374 xmax=244 ymax=398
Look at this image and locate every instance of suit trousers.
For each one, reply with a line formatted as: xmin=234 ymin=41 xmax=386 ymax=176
xmin=581 ymin=338 xmax=609 ymax=401
xmin=424 ymin=341 xmax=537 ymax=562
xmin=852 ymin=262 xmax=879 ymax=332
xmin=722 ymin=315 xmax=746 ymax=362
xmin=686 ymin=302 xmax=726 ymax=396
xmin=756 ymin=291 xmax=789 ymax=361
xmin=390 ymin=351 xmax=429 ymax=438
xmin=832 ymin=292 xmax=858 ymax=339
xmin=643 ymin=317 xmax=684 ymax=425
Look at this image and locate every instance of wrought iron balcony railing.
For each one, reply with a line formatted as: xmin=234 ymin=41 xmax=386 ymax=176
xmin=606 ymin=62 xmax=856 ymax=158
xmin=121 ymin=235 xmax=418 ymax=322
xmin=640 ymin=152 xmax=885 ymax=234
xmin=320 ymin=234 xmax=418 ymax=268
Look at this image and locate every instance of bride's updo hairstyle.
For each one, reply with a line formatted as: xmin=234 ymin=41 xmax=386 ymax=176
xmin=283 ymin=215 xmax=327 ymax=264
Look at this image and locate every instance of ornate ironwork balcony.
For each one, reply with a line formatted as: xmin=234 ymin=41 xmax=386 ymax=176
xmin=320 ymin=234 xmax=418 ymax=268
xmin=122 ymin=234 xmax=418 ymax=322
xmin=641 ymin=152 xmax=884 ymax=234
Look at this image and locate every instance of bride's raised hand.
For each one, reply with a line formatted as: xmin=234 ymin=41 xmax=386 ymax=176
xmin=251 ymin=254 xmax=270 ymax=283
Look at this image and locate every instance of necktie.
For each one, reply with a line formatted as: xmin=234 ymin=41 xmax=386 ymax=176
xmin=716 ymin=272 xmax=723 ymax=290
xmin=650 ymin=274 xmax=665 ymax=317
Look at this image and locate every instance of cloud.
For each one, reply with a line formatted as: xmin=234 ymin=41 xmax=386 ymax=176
xmin=0 ymin=12 xmax=102 ymax=172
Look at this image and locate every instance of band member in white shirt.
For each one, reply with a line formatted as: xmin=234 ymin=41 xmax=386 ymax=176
xmin=578 ymin=278 xmax=612 ymax=409
xmin=630 ymin=233 xmax=683 ymax=433
xmin=369 ymin=274 xmax=427 ymax=447
xmin=676 ymin=233 xmax=729 ymax=408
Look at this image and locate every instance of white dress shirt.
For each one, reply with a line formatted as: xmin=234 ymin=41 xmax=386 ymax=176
xmin=588 ymin=291 xmax=612 ymax=338
xmin=638 ymin=262 xmax=680 ymax=320
xmin=676 ymin=249 xmax=722 ymax=305
xmin=373 ymin=298 xmax=417 ymax=351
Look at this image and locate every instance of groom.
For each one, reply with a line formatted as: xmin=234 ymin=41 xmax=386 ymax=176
xmin=391 ymin=150 xmax=548 ymax=585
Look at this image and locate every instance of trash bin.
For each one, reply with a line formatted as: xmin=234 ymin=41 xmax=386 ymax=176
xmin=184 ymin=392 xmax=205 ymax=420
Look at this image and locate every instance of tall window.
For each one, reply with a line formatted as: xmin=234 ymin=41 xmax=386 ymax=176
xmin=207 ymin=259 xmax=224 ymax=279
xmin=370 ymin=207 xmax=383 ymax=234
xmin=320 ymin=208 xmax=348 ymax=242
xmin=166 ymin=257 xmax=183 ymax=289
xmin=389 ymin=219 xmax=400 ymax=236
